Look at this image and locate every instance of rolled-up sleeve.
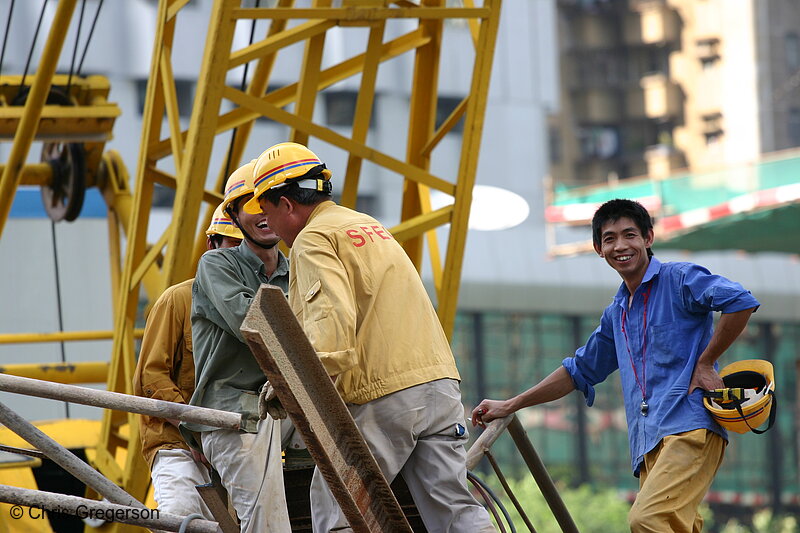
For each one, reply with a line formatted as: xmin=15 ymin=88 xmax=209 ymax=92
xmin=563 ymin=309 xmax=619 ymax=407
xmin=679 ymin=263 xmax=760 ymax=315
xmin=292 ymin=234 xmax=358 ymax=376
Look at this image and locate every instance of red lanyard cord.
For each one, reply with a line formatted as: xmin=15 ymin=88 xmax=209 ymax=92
xmin=621 ymin=282 xmax=653 ymax=401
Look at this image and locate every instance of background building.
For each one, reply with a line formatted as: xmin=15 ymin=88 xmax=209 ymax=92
xmin=550 ymin=0 xmax=800 ymax=186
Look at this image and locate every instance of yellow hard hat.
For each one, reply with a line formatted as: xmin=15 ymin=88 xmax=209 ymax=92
xmin=206 ymin=202 xmax=244 ymax=239
xmin=703 ymin=359 xmax=776 ymax=434
xmin=243 ymin=142 xmax=331 ymax=215
xmin=221 ymin=159 xmax=257 ymax=215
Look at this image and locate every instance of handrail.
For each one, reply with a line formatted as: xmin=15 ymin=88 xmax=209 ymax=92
xmin=468 ymin=415 xmax=579 ymax=533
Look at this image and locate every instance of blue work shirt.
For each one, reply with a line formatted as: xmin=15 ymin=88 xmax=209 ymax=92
xmin=562 ymin=257 xmax=760 ymax=475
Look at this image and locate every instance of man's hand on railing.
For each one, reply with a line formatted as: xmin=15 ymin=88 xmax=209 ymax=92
xmin=471 ymin=399 xmax=514 ymax=428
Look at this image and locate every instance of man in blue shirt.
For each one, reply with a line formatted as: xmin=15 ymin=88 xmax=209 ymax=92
xmin=471 ymin=199 xmax=759 ymax=532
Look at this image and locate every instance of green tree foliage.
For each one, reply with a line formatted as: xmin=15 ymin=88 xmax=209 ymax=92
xmin=719 ymin=510 xmax=798 ymax=533
xmin=483 ymin=478 xmax=630 ymax=533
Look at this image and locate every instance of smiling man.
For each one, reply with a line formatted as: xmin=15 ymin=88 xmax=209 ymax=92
xmin=472 ymin=199 xmax=760 ymax=533
xmin=181 ymin=160 xmax=292 ymax=533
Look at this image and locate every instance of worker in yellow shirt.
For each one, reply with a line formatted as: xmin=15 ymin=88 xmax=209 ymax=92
xmin=133 ymin=203 xmax=242 ymax=518
xmin=245 ymin=142 xmax=496 ymax=533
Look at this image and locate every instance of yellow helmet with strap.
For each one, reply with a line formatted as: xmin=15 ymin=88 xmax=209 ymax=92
xmin=206 ymin=202 xmax=244 ymax=239
xmin=243 ymin=142 xmax=331 ymax=215
xmin=703 ymin=359 xmax=776 ymax=434
xmin=221 ymin=159 xmax=257 ymax=216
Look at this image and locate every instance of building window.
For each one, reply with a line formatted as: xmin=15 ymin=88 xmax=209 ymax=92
xmin=152 ymin=183 xmax=175 ymax=208
xmin=700 ymin=56 xmax=719 ymax=71
xmin=696 ymin=38 xmax=720 ymax=70
xmin=644 ymin=48 xmax=669 ymax=76
xmin=135 ymin=79 xmax=194 ymax=117
xmin=578 ymin=126 xmax=619 ymax=159
xmin=789 ymin=108 xmax=800 ymax=147
xmin=333 ymin=192 xmax=379 ymax=217
xmin=785 ymin=32 xmax=800 ymax=72
xmin=324 ymin=90 xmax=376 ymax=128
xmin=436 ymin=96 xmax=465 ymax=134
xmin=702 ymin=112 xmax=724 ymax=147
xmin=548 ymin=126 xmax=561 ymax=164
xmin=704 ymin=131 xmax=723 ymax=147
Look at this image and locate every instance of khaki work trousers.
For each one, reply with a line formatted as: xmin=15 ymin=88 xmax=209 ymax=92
xmin=629 ymin=429 xmax=725 ymax=533
xmin=310 ymin=378 xmax=496 ymax=533
xmin=201 ymin=417 xmax=291 ymax=533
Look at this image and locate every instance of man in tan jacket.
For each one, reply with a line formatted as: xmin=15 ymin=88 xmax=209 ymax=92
xmin=133 ymin=203 xmax=242 ymax=518
xmin=244 ymin=142 xmax=496 ymax=533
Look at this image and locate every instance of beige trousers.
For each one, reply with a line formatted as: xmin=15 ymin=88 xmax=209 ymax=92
xmin=310 ymin=379 xmax=496 ymax=533
xmin=629 ymin=429 xmax=725 ymax=533
xmin=201 ymin=417 xmax=291 ymax=533
xmin=151 ymin=449 xmax=213 ymax=520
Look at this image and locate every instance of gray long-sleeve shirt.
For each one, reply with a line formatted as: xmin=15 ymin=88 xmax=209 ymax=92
xmin=183 ymin=241 xmax=289 ymax=434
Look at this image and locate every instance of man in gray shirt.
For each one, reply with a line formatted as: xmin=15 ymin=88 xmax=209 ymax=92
xmin=182 ymin=160 xmax=291 ymax=533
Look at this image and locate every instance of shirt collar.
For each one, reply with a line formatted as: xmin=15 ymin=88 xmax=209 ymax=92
xmin=614 ymin=256 xmax=662 ymax=304
xmin=237 ymin=240 xmax=288 ymax=279
xmin=273 ymin=251 xmax=289 ymax=278
xmin=305 ymin=200 xmax=336 ymax=225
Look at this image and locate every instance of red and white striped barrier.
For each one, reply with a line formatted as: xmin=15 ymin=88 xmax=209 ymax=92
xmin=659 ymin=184 xmax=800 ymax=234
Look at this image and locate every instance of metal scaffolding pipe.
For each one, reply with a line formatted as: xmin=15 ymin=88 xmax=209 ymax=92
xmin=0 ymin=373 xmax=242 ymax=430
xmin=0 ymin=485 xmax=221 ymax=533
xmin=507 ymin=416 xmax=579 ymax=533
xmin=0 ymin=329 xmax=144 ymax=344
xmin=0 ymin=444 xmax=47 ymax=460
xmin=0 ymin=401 xmax=143 ymax=508
xmin=465 ymin=414 xmax=514 ymax=471
xmin=0 ymin=362 xmax=109 ymax=384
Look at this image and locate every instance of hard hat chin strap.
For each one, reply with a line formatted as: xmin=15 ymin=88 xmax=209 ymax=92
xmin=226 ymin=205 xmax=279 ymax=250
xmin=704 ymin=388 xmax=777 ymax=434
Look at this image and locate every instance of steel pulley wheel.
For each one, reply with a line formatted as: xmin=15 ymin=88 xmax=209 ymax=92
xmin=41 ymin=142 xmax=87 ymax=222
xmin=13 ymin=85 xmax=89 ymax=221
xmin=27 ymin=86 xmax=88 ymax=222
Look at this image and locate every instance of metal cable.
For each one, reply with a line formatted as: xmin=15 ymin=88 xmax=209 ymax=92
xmin=76 ymin=0 xmax=104 ymax=75
xmin=222 ymin=0 xmax=262 ymax=183
xmin=468 ymin=470 xmax=517 ymax=533
xmin=178 ymin=513 xmax=205 ymax=533
xmin=65 ymin=0 xmax=87 ymax=96
xmin=486 ymin=450 xmax=538 ymax=533
xmin=19 ymin=0 xmax=49 ymax=93
xmin=468 ymin=470 xmax=507 ymax=533
xmin=0 ymin=0 xmax=16 ymax=75
xmin=50 ymin=221 xmax=70 ymax=418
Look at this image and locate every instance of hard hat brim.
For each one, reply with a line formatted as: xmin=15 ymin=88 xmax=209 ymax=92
xmin=243 ymin=195 xmax=262 ymax=215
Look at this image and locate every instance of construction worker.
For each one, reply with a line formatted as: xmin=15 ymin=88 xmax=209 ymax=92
xmin=180 ymin=161 xmax=292 ymax=533
xmin=245 ymin=142 xmax=497 ymax=533
xmin=133 ymin=203 xmax=242 ymax=519
xmin=472 ymin=199 xmax=760 ymax=533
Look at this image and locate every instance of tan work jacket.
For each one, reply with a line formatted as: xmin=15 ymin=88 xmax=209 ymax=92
xmin=289 ymin=201 xmax=460 ymax=405
xmin=133 ymin=279 xmax=195 ymax=467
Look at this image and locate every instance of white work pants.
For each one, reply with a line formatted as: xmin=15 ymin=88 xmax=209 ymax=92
xmin=151 ymin=449 xmax=213 ymax=520
xmin=201 ymin=417 xmax=291 ymax=533
xmin=310 ymin=378 xmax=496 ymax=533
